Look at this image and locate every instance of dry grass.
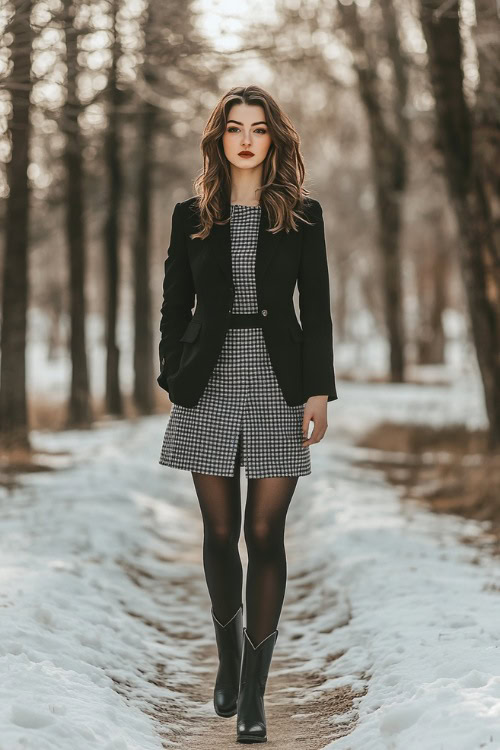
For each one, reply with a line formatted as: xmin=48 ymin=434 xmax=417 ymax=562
xmin=354 ymin=421 xmax=500 ymax=552
xmin=337 ymin=371 xmax=452 ymax=388
xmin=28 ymin=389 xmax=172 ymax=432
xmin=0 ymin=390 xmax=173 ymax=486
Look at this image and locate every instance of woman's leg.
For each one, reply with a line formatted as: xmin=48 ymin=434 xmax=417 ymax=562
xmin=243 ymin=476 xmax=299 ymax=646
xmin=192 ymin=471 xmax=243 ymax=624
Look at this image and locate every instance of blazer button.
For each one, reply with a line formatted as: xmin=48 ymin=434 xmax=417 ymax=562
xmin=261 ymin=309 xmax=268 ymax=316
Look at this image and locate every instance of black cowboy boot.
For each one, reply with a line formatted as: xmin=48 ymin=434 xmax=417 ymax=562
xmin=236 ymin=627 xmax=279 ymax=743
xmin=211 ymin=604 xmax=244 ymax=717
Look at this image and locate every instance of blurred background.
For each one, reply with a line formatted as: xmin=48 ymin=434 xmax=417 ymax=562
xmin=0 ymin=0 xmax=498 ymax=470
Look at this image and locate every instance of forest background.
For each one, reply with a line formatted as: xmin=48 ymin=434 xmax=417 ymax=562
xmin=0 ymin=0 xmax=498 ymax=504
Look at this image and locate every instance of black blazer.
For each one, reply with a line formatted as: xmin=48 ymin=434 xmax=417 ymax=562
xmin=157 ymin=195 xmax=338 ymax=408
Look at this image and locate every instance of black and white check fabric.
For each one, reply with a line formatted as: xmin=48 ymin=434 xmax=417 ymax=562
xmin=159 ymin=203 xmax=311 ymax=478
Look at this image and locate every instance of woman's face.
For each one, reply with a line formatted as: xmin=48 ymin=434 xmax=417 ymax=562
xmin=222 ymin=102 xmax=272 ymax=169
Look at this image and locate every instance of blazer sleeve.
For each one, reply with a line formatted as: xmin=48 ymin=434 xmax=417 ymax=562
xmin=297 ymin=199 xmax=338 ymax=402
xmin=159 ymin=202 xmax=195 ymax=379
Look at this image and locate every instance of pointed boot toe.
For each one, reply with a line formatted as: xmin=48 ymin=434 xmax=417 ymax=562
xmin=237 ymin=718 xmax=266 ymax=743
xmin=212 ymin=604 xmax=244 ymax=717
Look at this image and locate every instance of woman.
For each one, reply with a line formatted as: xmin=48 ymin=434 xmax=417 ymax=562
xmin=158 ymin=85 xmax=337 ymax=743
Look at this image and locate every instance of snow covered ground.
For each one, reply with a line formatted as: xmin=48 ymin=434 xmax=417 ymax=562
xmin=1 ymin=370 xmax=499 ymax=749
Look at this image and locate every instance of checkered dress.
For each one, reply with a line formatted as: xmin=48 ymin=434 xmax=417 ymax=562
xmin=159 ymin=203 xmax=311 ymax=478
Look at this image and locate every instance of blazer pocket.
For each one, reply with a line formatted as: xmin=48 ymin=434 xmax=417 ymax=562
xmin=179 ymin=319 xmax=202 ymax=343
xmin=289 ymin=323 xmax=304 ymax=343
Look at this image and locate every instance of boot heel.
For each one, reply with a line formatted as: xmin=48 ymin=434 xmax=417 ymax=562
xmin=212 ymin=604 xmax=244 ymax=717
xmin=236 ymin=627 xmax=278 ymax=743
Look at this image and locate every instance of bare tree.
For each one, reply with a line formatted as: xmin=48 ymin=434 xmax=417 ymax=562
xmin=62 ymin=0 xmax=92 ymax=427
xmin=103 ymin=0 xmax=123 ymax=416
xmin=0 ymin=0 xmax=34 ymax=450
xmin=419 ymin=0 xmax=500 ymax=448
xmin=337 ymin=0 xmax=409 ymax=383
xmin=129 ymin=4 xmax=157 ymax=415
xmin=130 ymin=0 xmax=213 ymax=412
xmin=131 ymin=96 xmax=156 ymax=413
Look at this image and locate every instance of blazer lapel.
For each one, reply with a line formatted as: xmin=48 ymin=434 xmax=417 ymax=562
xmin=207 ymin=198 xmax=286 ymax=286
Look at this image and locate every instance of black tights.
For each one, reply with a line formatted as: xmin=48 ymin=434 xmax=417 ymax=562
xmin=191 ymin=468 xmax=298 ymax=647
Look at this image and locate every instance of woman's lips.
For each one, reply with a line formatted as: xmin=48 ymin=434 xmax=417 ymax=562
xmin=238 ymin=152 xmax=254 ymax=158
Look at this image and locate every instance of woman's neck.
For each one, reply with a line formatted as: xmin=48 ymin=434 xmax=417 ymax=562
xmin=229 ymin=168 xmax=262 ymax=206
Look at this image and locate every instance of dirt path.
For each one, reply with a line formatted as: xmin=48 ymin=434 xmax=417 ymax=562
xmin=112 ymin=494 xmax=367 ymax=749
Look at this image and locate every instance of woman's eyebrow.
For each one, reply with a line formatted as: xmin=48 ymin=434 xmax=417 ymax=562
xmin=227 ymin=120 xmax=267 ymax=126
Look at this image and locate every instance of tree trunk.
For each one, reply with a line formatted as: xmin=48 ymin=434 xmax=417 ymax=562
xmin=62 ymin=0 xmax=92 ymax=427
xmin=132 ymin=97 xmax=156 ymax=414
xmin=419 ymin=0 xmax=500 ymax=449
xmin=0 ymin=2 xmax=33 ymax=450
xmin=416 ymin=222 xmax=448 ymax=365
xmin=104 ymin=0 xmax=123 ymax=416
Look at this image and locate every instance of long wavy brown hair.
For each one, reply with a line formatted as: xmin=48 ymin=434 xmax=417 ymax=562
xmin=190 ymin=85 xmax=313 ymax=240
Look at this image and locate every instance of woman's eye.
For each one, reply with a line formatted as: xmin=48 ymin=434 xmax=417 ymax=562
xmin=226 ymin=127 xmax=267 ymax=134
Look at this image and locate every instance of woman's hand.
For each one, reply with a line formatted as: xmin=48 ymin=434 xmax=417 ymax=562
xmin=302 ymin=395 xmax=328 ymax=447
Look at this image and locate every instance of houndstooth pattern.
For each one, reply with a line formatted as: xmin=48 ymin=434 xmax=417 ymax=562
xmin=230 ymin=203 xmax=260 ymax=314
xmin=159 ymin=203 xmax=311 ymax=478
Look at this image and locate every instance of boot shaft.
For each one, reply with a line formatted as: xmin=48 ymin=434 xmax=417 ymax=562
xmin=240 ymin=627 xmax=278 ymax=691
xmin=212 ymin=604 xmax=244 ymax=664
xmin=211 ymin=604 xmax=244 ymax=718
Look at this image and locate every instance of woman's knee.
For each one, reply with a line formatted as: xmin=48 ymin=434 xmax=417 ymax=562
xmin=244 ymin=520 xmax=282 ymax=557
xmin=204 ymin=523 xmax=240 ymax=550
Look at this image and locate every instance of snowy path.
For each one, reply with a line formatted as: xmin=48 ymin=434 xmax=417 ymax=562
xmin=1 ymin=377 xmax=500 ymax=749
